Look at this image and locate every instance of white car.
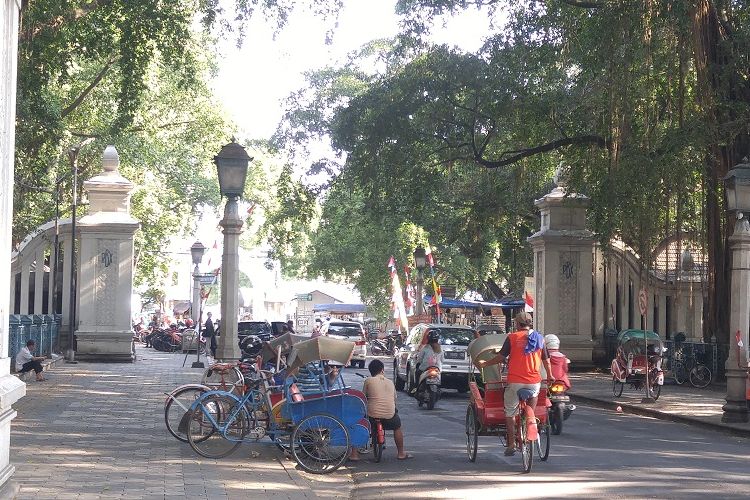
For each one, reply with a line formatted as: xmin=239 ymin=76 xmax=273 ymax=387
xmin=321 ymin=320 xmax=367 ymax=368
xmin=393 ymin=323 xmax=474 ymax=392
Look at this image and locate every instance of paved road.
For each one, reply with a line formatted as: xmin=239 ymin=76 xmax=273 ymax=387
xmin=342 ymin=360 xmax=750 ymax=500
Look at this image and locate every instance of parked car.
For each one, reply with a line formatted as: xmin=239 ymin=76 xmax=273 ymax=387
xmin=393 ymin=323 xmax=474 ymax=393
xmin=321 ymin=320 xmax=367 ymax=368
xmin=238 ymin=321 xmax=272 ymax=342
xmin=475 ymin=324 xmax=505 ymax=338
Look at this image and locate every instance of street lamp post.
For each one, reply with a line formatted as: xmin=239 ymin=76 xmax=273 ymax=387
xmin=722 ymin=157 xmax=750 ymax=423
xmin=413 ymin=247 xmax=426 ymax=316
xmin=190 ymin=241 xmax=206 ymax=368
xmin=213 ymin=140 xmax=251 ymax=361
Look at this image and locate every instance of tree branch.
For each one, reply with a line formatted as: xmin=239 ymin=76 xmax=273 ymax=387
xmin=561 ymin=0 xmax=606 ymax=8
xmin=60 ymin=55 xmax=119 ymax=118
xmin=476 ymin=135 xmax=607 ymax=169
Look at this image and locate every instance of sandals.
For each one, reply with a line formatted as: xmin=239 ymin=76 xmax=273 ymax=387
xmin=396 ymin=454 xmax=414 ymax=460
xmin=504 ymin=447 xmax=516 ymax=456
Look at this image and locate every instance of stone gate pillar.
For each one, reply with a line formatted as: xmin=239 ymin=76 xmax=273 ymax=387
xmin=528 ymin=167 xmax=595 ymax=366
xmin=0 ymin=0 xmax=27 ymax=493
xmin=74 ymin=146 xmax=140 ymax=362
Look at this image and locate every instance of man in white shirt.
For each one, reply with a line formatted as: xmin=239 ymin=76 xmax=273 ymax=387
xmin=15 ymin=340 xmax=46 ymax=381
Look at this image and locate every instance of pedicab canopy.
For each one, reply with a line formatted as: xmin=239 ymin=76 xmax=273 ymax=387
xmin=286 ymin=336 xmax=355 ymax=375
xmin=617 ymin=329 xmax=664 ymax=355
xmin=468 ymin=334 xmax=509 ymax=383
xmin=262 ymin=332 xmax=308 ymax=362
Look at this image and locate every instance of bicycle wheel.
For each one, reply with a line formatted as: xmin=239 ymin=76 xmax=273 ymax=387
xmin=291 ymin=414 xmax=350 ymax=474
xmin=164 ymin=385 xmax=210 ymax=442
xmin=187 ymin=394 xmax=248 ymax=459
xmin=372 ymin=427 xmax=384 ymax=463
xmin=690 ymin=365 xmax=712 ymax=388
xmin=673 ymin=361 xmax=688 ymax=385
xmin=519 ymin=415 xmax=533 ymax=474
xmin=612 ymin=378 xmax=624 ymax=397
xmin=202 ymin=365 xmax=244 ymax=394
xmin=466 ymin=405 xmax=478 ymax=463
xmin=536 ymin=422 xmax=550 ymax=462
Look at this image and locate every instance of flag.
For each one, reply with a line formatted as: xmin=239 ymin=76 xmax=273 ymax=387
xmin=737 ymin=330 xmax=744 ymax=348
xmin=404 ymin=265 xmax=415 ymax=316
xmin=424 ymin=242 xmax=442 ymax=319
xmin=387 ymin=257 xmax=409 ymax=336
xmin=525 ymin=291 xmax=534 ymax=313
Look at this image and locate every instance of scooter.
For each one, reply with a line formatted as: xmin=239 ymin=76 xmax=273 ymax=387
xmin=369 ymin=338 xmax=390 ymax=356
xmin=414 ymin=365 xmax=441 ymax=410
xmin=547 ymin=380 xmax=575 ymax=435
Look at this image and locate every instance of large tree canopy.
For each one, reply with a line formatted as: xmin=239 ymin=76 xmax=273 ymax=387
xmin=268 ymin=1 xmax=750 ymax=336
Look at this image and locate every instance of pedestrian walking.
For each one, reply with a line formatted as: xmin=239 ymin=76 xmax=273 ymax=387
xmin=203 ymin=312 xmax=217 ymax=359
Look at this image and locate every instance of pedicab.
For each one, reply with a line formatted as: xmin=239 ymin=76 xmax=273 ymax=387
xmin=465 ymin=334 xmax=551 ymax=473
xmin=610 ymin=329 xmax=665 ymax=400
xmin=185 ymin=336 xmax=370 ymax=474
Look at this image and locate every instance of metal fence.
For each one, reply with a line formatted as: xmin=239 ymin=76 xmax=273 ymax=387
xmin=9 ymin=314 xmax=60 ymax=371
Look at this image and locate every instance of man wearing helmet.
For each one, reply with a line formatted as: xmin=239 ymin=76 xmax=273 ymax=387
xmin=477 ymin=312 xmax=553 ymax=456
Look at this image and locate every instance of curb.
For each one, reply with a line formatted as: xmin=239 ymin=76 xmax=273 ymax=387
xmin=570 ymin=393 xmax=750 ymax=439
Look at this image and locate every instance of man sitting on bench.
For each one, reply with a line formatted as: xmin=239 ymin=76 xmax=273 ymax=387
xmin=16 ymin=340 xmax=46 ymax=382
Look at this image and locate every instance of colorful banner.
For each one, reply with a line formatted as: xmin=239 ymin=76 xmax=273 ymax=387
xmin=388 ymin=257 xmax=410 ymax=336
xmin=404 ymin=264 xmax=415 ymax=316
xmin=425 ymin=244 xmax=442 ymax=320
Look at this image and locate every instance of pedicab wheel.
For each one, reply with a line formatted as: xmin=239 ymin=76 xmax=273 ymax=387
xmin=164 ymin=385 xmax=210 ymax=442
xmin=536 ymin=421 xmax=550 ymax=461
xmin=291 ymin=413 xmax=350 ymax=474
xmin=519 ymin=416 xmax=533 ymax=474
xmin=673 ymin=361 xmax=688 ymax=385
xmin=550 ymin=405 xmax=564 ymax=436
xmin=690 ymin=365 xmax=712 ymax=388
xmin=465 ymin=405 xmax=478 ymax=462
xmin=187 ymin=394 xmax=248 ymax=459
xmin=612 ymin=378 xmax=624 ymax=397
xmin=393 ymin=362 xmax=405 ymax=391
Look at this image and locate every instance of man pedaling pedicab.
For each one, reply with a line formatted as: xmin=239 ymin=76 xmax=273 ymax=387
xmin=476 ymin=312 xmax=554 ymax=456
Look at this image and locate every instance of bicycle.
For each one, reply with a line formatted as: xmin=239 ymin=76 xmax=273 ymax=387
xmin=672 ymin=351 xmax=712 ymax=388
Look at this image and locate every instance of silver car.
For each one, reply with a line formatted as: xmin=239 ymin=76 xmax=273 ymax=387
xmin=393 ymin=323 xmax=474 ymax=393
xmin=321 ymin=320 xmax=367 ymax=368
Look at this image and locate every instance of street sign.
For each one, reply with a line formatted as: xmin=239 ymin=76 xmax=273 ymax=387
xmin=638 ymin=289 xmax=648 ymax=316
xmin=296 ymin=293 xmax=312 ymax=301
xmin=197 ymin=273 xmax=217 ymax=285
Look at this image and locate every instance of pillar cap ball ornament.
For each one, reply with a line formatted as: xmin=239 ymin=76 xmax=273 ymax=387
xmin=214 ymin=140 xmax=252 ymax=197
xmin=102 ymin=145 xmax=120 ymax=172
xmin=723 ymin=157 xmax=750 ymax=214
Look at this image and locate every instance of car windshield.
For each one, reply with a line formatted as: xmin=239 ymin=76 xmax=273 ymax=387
xmin=434 ymin=328 xmax=473 ymax=346
xmin=238 ymin=322 xmax=268 ymax=334
xmin=327 ymin=324 xmax=363 ymax=337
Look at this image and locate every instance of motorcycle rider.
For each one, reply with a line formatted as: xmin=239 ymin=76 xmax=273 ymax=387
xmin=543 ymin=334 xmax=571 ymax=390
xmin=477 ymin=312 xmax=553 ymax=456
xmin=410 ymin=330 xmax=442 ymax=394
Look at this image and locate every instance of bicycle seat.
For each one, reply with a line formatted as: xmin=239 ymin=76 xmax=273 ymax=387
xmin=517 ymin=388 xmax=535 ymax=401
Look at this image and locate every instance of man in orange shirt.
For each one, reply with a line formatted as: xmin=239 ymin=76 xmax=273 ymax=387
xmin=477 ymin=312 xmax=553 ymax=456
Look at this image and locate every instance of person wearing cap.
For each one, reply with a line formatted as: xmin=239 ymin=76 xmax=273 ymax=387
xmin=476 ymin=312 xmax=553 ymax=456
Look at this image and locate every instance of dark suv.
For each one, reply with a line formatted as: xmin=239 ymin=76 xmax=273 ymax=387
xmin=238 ymin=321 xmax=272 ymax=342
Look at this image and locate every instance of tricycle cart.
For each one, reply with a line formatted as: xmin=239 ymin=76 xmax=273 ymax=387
xmin=465 ymin=334 xmax=551 ymax=473
xmin=610 ymin=329 xmax=665 ymax=400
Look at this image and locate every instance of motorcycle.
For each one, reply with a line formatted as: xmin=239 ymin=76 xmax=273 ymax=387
xmin=414 ymin=365 xmax=441 ymax=410
xmin=369 ymin=337 xmax=390 ymax=356
xmin=547 ymin=380 xmax=575 ymax=435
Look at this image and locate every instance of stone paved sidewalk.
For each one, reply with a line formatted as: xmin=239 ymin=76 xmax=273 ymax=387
xmin=569 ymin=371 xmax=750 ymax=436
xmin=7 ymin=345 xmax=353 ymax=500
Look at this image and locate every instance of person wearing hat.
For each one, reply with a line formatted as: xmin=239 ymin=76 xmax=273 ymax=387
xmin=477 ymin=312 xmax=553 ymax=456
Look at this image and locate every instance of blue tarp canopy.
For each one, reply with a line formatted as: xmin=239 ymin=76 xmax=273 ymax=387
xmin=424 ymin=296 xmax=524 ymax=310
xmin=313 ymin=303 xmax=367 ymax=314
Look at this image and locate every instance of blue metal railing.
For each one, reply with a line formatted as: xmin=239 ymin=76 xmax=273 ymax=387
xmin=9 ymin=314 xmax=59 ymax=371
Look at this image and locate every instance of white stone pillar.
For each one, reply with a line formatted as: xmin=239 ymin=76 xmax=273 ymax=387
xmin=528 ymin=167 xmax=595 ymax=366
xmin=216 ymin=197 xmax=242 ymax=361
xmin=723 ymin=217 xmax=750 ymax=423
xmin=33 ymin=248 xmax=45 ymax=313
xmin=74 ymin=146 xmax=139 ymax=362
xmin=0 ymin=0 xmax=28 ymax=492
xmin=18 ymin=262 xmax=29 ymax=314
